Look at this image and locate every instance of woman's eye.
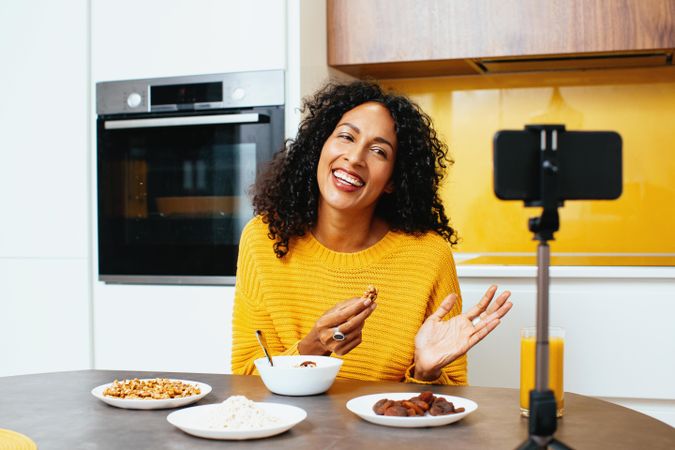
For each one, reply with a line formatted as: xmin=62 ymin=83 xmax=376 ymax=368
xmin=338 ymin=133 xmax=354 ymax=142
xmin=371 ymin=147 xmax=387 ymax=158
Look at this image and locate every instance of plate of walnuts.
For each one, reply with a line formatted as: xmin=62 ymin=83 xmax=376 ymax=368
xmin=91 ymin=378 xmax=211 ymax=410
xmin=346 ymin=391 xmax=477 ymax=428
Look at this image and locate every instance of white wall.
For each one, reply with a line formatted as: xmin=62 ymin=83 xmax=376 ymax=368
xmin=0 ymin=0 xmax=91 ymax=376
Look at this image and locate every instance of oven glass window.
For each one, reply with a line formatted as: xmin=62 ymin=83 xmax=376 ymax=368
xmin=98 ymin=108 xmax=282 ymax=279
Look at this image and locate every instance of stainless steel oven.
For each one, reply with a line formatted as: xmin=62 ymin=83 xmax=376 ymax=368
xmin=96 ymin=71 xmax=284 ymax=285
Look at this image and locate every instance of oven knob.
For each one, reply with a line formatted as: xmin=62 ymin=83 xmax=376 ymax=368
xmin=127 ymin=92 xmax=142 ymax=108
xmin=231 ymin=87 xmax=245 ymax=100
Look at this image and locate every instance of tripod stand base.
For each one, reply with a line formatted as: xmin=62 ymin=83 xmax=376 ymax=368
xmin=516 ymin=436 xmax=574 ymax=450
xmin=517 ymin=386 xmax=574 ymax=449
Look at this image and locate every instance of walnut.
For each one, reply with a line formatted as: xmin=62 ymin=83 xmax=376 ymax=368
xmin=362 ymin=285 xmax=378 ymax=302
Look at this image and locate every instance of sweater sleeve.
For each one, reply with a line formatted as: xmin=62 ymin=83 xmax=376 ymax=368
xmin=230 ymin=219 xmax=301 ymax=375
xmin=230 ymin=288 xmax=302 ymax=375
xmin=403 ymin=245 xmax=468 ymax=386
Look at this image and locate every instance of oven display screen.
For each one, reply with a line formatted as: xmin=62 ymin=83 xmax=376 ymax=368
xmin=151 ymin=82 xmax=223 ymax=105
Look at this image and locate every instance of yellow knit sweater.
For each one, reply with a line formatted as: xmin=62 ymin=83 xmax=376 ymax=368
xmin=231 ymin=216 xmax=467 ymax=385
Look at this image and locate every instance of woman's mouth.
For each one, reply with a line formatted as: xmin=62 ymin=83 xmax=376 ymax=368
xmin=332 ymin=169 xmax=365 ymax=190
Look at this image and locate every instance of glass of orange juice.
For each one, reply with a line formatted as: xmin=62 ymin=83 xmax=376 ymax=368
xmin=519 ymin=326 xmax=565 ymax=418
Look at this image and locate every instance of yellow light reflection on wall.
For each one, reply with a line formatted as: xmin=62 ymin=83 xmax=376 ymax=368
xmin=384 ymin=68 xmax=675 ymax=262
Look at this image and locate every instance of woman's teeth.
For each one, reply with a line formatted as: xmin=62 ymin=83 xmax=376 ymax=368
xmin=333 ymin=169 xmax=364 ymax=187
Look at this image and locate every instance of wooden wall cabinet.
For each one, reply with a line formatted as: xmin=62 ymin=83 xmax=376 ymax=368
xmin=327 ymin=0 xmax=675 ymax=78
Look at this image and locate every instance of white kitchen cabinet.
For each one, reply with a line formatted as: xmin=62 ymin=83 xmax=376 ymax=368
xmin=0 ymin=258 xmax=90 ymax=376
xmin=91 ymin=0 xmax=286 ymax=82
xmin=0 ymin=0 xmax=91 ymax=377
xmin=0 ymin=0 xmax=88 ymax=259
xmin=93 ymin=283 xmax=234 ymax=373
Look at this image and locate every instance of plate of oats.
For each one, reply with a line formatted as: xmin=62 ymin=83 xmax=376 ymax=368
xmin=91 ymin=378 xmax=211 ymax=410
xmin=167 ymin=395 xmax=307 ymax=440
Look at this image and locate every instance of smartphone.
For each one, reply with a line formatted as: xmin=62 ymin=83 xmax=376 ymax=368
xmin=493 ymin=129 xmax=622 ymax=202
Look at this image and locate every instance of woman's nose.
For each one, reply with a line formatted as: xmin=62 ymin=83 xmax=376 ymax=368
xmin=342 ymin=145 xmax=366 ymax=165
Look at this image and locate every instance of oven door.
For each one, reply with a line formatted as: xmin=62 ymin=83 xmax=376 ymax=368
xmin=97 ymin=106 xmax=283 ymax=284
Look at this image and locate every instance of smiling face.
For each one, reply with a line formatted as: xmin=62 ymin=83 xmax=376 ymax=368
xmin=316 ymin=101 xmax=398 ymax=217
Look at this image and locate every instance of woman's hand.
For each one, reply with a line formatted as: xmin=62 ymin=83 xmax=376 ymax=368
xmin=413 ymin=285 xmax=513 ymax=381
xmin=298 ymin=296 xmax=377 ymax=356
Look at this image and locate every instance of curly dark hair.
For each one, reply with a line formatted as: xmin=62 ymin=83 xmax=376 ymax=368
xmin=252 ymin=80 xmax=458 ymax=258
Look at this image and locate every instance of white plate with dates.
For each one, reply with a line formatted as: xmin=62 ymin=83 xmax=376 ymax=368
xmin=91 ymin=379 xmax=211 ymax=410
xmin=346 ymin=392 xmax=477 ymax=428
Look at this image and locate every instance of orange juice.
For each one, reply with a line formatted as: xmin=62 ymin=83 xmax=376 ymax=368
xmin=519 ymin=327 xmax=565 ymax=418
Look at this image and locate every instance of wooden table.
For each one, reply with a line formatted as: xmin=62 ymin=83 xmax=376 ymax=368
xmin=0 ymin=370 xmax=672 ymax=449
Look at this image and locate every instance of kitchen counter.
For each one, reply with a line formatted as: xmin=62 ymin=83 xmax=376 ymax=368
xmin=455 ymin=254 xmax=675 ymax=278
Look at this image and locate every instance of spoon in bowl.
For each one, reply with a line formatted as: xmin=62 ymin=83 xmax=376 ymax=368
xmin=255 ymin=330 xmax=274 ymax=367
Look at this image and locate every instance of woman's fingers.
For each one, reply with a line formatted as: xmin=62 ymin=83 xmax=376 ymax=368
xmin=314 ymin=294 xmax=378 ymax=354
xmin=482 ymin=291 xmax=512 ymax=319
xmin=495 ymin=296 xmax=513 ymax=318
xmin=319 ymin=296 xmax=375 ymax=328
xmin=468 ymin=296 xmax=513 ymax=347
xmin=484 ymin=294 xmax=513 ymax=321
xmin=465 ymin=285 xmax=497 ymax=320
xmin=474 ymin=299 xmax=513 ymax=331
xmin=324 ymin=300 xmax=377 ymax=346
xmin=428 ymin=294 xmax=458 ymax=321
xmin=337 ymin=301 xmax=377 ymax=335
xmin=468 ymin=318 xmax=501 ymax=349
xmin=481 ymin=292 xmax=505 ymax=319
xmin=322 ymin=310 xmax=371 ymax=356
xmin=332 ymin=333 xmax=363 ymax=356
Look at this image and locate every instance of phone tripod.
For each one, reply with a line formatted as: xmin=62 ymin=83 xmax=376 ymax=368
xmin=516 ymin=126 xmax=572 ymax=450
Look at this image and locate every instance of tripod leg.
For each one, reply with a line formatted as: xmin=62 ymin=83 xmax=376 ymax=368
xmin=516 ymin=436 xmax=575 ymax=450
xmin=548 ymin=439 xmax=574 ymax=450
xmin=516 ymin=438 xmax=545 ymax=450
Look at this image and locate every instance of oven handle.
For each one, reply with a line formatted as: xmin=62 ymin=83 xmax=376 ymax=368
xmin=103 ymin=113 xmax=262 ymax=129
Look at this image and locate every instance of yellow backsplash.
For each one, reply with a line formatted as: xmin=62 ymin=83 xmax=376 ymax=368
xmin=383 ymin=67 xmax=675 ymax=263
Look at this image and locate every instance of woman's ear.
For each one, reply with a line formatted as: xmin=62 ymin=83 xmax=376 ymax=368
xmin=384 ymin=180 xmax=395 ymax=194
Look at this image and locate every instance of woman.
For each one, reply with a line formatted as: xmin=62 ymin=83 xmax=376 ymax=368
xmin=231 ymin=80 xmax=512 ymax=384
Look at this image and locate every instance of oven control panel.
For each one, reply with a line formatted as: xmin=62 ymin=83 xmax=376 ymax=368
xmin=96 ymin=71 xmax=284 ymax=115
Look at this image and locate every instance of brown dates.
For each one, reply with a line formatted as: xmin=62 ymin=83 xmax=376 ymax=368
xmin=429 ymin=396 xmax=465 ymax=416
xmin=373 ymin=399 xmax=394 ymax=415
xmin=371 ymin=391 xmax=465 ymax=417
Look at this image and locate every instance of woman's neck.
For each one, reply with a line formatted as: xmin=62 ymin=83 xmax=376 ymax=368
xmin=312 ymin=205 xmax=389 ymax=253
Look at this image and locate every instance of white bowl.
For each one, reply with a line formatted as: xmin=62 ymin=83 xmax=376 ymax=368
xmin=254 ymin=355 xmax=343 ymax=396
